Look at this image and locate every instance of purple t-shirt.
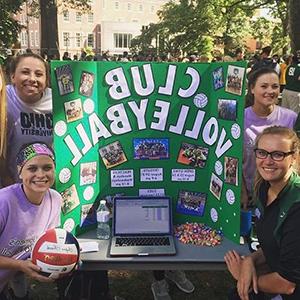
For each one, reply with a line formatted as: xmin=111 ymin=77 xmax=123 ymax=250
xmin=243 ymin=105 xmax=297 ymax=196
xmin=0 ymin=184 xmax=61 ymax=292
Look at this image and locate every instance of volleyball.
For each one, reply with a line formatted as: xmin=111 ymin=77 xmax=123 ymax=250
xmin=31 ymin=228 xmax=80 ymax=279
xmin=231 ymin=123 xmax=241 ymax=139
xmin=193 ymin=93 xmax=208 ymax=108
xmin=59 ymin=168 xmax=71 ymax=184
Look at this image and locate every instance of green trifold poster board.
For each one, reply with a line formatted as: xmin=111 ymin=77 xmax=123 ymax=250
xmin=51 ymin=61 xmax=246 ymax=243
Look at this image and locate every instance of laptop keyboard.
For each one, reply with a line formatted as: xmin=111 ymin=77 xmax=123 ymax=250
xmin=115 ymin=237 xmax=170 ymax=247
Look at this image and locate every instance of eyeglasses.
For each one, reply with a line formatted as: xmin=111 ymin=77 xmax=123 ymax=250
xmin=254 ymin=148 xmax=295 ymax=161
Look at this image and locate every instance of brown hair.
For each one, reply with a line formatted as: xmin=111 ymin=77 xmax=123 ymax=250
xmin=9 ymin=53 xmax=49 ymax=86
xmin=253 ymin=126 xmax=300 ymax=195
xmin=0 ymin=67 xmax=7 ymax=158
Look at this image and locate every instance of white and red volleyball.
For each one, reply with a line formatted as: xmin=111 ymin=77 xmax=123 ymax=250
xmin=31 ymin=228 xmax=80 ymax=278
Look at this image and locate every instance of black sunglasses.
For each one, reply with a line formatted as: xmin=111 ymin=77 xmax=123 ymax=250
xmin=254 ymin=148 xmax=295 ymax=161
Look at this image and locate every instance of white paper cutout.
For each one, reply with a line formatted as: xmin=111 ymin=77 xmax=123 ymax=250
xmin=226 ymin=189 xmax=235 ymax=205
xmin=214 ymin=160 xmax=223 ymax=176
xmin=231 ymin=123 xmax=241 ymax=139
xmin=63 ymin=218 xmax=75 ymax=232
xmin=210 ymin=208 xmax=218 ymax=222
xmin=59 ymin=168 xmax=71 ymax=184
xmin=139 ymin=188 xmax=165 ymax=197
xmin=193 ymin=93 xmax=208 ymax=108
xmin=171 ymin=169 xmax=195 ymax=181
xmin=83 ymin=186 xmax=94 ymax=201
xmin=54 ymin=120 xmax=67 ymax=136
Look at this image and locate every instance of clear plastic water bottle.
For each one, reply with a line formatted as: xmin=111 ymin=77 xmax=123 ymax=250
xmin=96 ymin=200 xmax=110 ymax=240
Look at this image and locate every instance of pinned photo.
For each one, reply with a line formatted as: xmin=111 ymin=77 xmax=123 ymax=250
xmin=177 ymin=142 xmax=209 ymax=168
xmin=55 ymin=64 xmax=74 ymax=95
xmin=99 ymin=141 xmax=127 ymax=169
xmin=225 ymin=65 xmax=245 ymax=95
xmin=80 ymin=204 xmax=97 ymax=227
xmin=61 ymin=184 xmax=80 ymax=215
xmin=209 ymin=173 xmax=223 ymax=200
xmin=80 ymin=162 xmax=97 ymax=186
xmin=212 ymin=67 xmax=224 ymax=90
xmin=133 ymin=138 xmax=169 ymax=160
xmin=79 ymin=71 xmax=95 ymax=97
xmin=177 ymin=190 xmax=207 ymax=217
xmin=224 ymin=156 xmax=238 ymax=186
xmin=64 ymin=99 xmax=83 ymax=122
xmin=218 ymin=99 xmax=237 ymax=121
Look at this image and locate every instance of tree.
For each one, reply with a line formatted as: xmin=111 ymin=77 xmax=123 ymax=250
xmin=289 ymin=0 xmax=300 ymax=52
xmin=0 ymin=0 xmax=25 ymax=50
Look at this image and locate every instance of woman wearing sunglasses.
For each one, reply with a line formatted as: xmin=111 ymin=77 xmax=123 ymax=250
xmin=225 ymin=126 xmax=300 ymax=300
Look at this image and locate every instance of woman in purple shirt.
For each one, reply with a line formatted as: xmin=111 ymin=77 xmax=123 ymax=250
xmin=242 ymin=68 xmax=297 ymax=208
xmin=0 ymin=142 xmax=62 ymax=300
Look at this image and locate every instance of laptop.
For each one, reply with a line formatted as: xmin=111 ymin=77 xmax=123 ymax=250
xmin=109 ymin=196 xmax=176 ymax=257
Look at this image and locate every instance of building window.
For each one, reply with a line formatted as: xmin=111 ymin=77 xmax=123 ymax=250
xmin=114 ymin=33 xmax=132 ymax=48
xmin=30 ymin=31 xmax=34 ymax=47
xmin=76 ymin=33 xmax=81 ymax=47
xmin=63 ymin=10 xmax=69 ymax=21
xmin=88 ymin=33 xmax=94 ymax=47
xmin=88 ymin=13 xmax=93 ymax=22
xmin=63 ymin=32 xmax=70 ymax=47
xmin=20 ymin=31 xmax=27 ymax=47
xmin=35 ymin=31 xmax=39 ymax=46
xmin=128 ymin=3 xmax=131 ymax=10
xmin=76 ymin=12 xmax=82 ymax=22
xmin=115 ymin=1 xmax=119 ymax=10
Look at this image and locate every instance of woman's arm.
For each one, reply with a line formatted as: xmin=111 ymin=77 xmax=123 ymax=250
xmin=0 ymin=255 xmax=53 ymax=283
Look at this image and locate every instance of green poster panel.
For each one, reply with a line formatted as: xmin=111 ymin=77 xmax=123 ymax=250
xmin=51 ymin=61 xmax=246 ymax=243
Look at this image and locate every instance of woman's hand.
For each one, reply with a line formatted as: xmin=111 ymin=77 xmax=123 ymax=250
xmin=224 ymin=250 xmax=243 ymax=280
xmin=17 ymin=260 xmax=54 ymax=283
xmin=237 ymin=256 xmax=258 ymax=300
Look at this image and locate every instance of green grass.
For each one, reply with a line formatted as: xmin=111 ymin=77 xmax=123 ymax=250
xmin=28 ymin=270 xmax=235 ymax=299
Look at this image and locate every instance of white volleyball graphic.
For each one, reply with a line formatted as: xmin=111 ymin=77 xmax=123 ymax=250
xmin=63 ymin=218 xmax=75 ymax=232
xmin=210 ymin=208 xmax=218 ymax=222
xmin=231 ymin=123 xmax=241 ymax=139
xmin=226 ymin=189 xmax=235 ymax=205
xmin=193 ymin=93 xmax=208 ymax=108
xmin=83 ymin=186 xmax=94 ymax=201
xmin=59 ymin=168 xmax=71 ymax=184
xmin=54 ymin=121 xmax=67 ymax=137
xmin=83 ymin=98 xmax=95 ymax=114
xmin=214 ymin=160 xmax=223 ymax=176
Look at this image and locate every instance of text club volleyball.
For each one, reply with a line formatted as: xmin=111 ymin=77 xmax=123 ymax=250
xmin=31 ymin=228 xmax=80 ymax=278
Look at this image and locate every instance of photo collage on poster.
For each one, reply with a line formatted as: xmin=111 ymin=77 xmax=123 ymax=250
xmin=207 ymin=65 xmax=244 ymax=203
xmin=53 ymin=62 xmax=246 ymax=234
xmin=54 ymin=64 xmax=97 ymax=228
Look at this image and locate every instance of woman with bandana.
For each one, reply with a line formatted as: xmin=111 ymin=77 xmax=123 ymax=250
xmin=0 ymin=142 xmax=62 ymax=300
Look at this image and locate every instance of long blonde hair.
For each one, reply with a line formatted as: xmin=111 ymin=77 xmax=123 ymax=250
xmin=253 ymin=126 xmax=300 ymax=196
xmin=0 ymin=67 xmax=7 ymax=158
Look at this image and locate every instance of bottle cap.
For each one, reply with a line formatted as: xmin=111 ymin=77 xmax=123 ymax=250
xmin=100 ymin=200 xmax=106 ymax=205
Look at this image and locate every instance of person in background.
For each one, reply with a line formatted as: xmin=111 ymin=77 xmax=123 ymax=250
xmin=225 ymin=126 xmax=300 ymax=300
xmin=279 ymin=54 xmax=293 ymax=93
xmin=151 ymin=270 xmax=195 ymax=300
xmin=251 ymin=46 xmax=280 ymax=75
xmin=242 ymin=68 xmax=297 ymax=208
xmin=281 ymin=50 xmax=300 ymax=114
xmin=4 ymin=53 xmax=53 ymax=186
xmin=235 ymin=48 xmax=244 ymax=61
xmin=0 ymin=67 xmax=7 ymax=188
xmin=62 ymin=51 xmax=71 ymax=61
xmin=0 ymin=142 xmax=62 ymax=300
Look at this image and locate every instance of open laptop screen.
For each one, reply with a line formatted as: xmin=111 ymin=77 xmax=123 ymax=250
xmin=114 ymin=197 xmax=172 ymax=235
